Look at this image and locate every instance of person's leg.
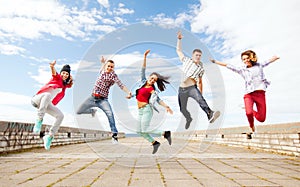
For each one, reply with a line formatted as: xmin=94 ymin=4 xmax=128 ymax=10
xmin=244 ymin=93 xmax=255 ymax=132
xmin=32 ymin=92 xmax=52 ymax=120
xmin=42 ymin=104 xmax=63 ymax=150
xmin=178 ymin=87 xmax=192 ymax=129
xmin=253 ymin=91 xmax=266 ymax=122
xmin=97 ymin=98 xmax=118 ymax=134
xmin=189 ymin=86 xmax=220 ymax=123
xmin=76 ymin=96 xmax=97 ymax=116
xmin=138 ymin=105 xmax=155 ymax=143
xmin=188 ymin=86 xmax=212 ymax=115
xmin=178 ymin=88 xmax=191 ymax=120
xmin=46 ymin=104 xmax=64 ymax=136
xmin=137 ymin=105 xmax=161 ymax=153
xmin=31 ymin=93 xmax=52 ymax=133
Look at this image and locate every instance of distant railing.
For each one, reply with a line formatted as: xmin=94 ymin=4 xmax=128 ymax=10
xmin=174 ymin=122 xmax=300 ymax=157
xmin=0 ymin=121 xmax=124 ymax=154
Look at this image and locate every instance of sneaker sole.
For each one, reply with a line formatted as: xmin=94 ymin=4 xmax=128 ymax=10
xmin=209 ymin=111 xmax=220 ymax=123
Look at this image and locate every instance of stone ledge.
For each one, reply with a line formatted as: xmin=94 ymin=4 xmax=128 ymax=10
xmin=0 ymin=120 xmax=124 ymax=154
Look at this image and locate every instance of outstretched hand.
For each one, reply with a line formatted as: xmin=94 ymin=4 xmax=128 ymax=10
xmin=166 ymin=107 xmax=173 ymax=114
xmin=100 ymin=56 xmax=106 ymax=64
xmin=49 ymin=60 xmax=56 ymax=67
xmin=144 ymin=49 xmax=150 ymax=57
xmin=209 ymin=58 xmax=216 ymax=63
xmin=269 ymin=55 xmax=280 ymax=63
xmin=177 ymin=31 xmax=183 ymax=40
xmin=126 ymin=92 xmax=132 ymax=99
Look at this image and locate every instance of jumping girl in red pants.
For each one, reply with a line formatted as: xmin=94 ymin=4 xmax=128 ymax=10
xmin=210 ymin=50 xmax=279 ymax=132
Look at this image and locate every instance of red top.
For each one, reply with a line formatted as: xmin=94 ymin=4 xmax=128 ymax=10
xmin=136 ymin=86 xmax=154 ymax=103
xmin=36 ymin=73 xmax=71 ymax=105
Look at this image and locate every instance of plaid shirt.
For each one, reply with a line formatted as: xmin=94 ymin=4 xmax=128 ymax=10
xmin=226 ymin=61 xmax=271 ymax=94
xmin=92 ymin=70 xmax=124 ymax=98
xmin=182 ymin=57 xmax=204 ymax=82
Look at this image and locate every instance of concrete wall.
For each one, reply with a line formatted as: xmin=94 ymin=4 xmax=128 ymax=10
xmin=0 ymin=121 xmax=124 ymax=154
xmin=174 ymin=122 xmax=300 ymax=157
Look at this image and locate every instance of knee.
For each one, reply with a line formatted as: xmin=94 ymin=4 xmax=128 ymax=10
xmin=180 ymin=107 xmax=187 ymax=113
xmin=245 ymin=110 xmax=253 ymax=117
xmin=57 ymin=112 xmax=64 ymax=120
xmin=256 ymin=116 xmax=266 ymax=122
xmin=44 ymin=93 xmax=52 ymax=100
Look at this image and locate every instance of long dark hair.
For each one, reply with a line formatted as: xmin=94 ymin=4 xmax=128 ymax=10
xmin=149 ymin=72 xmax=170 ymax=92
xmin=136 ymin=72 xmax=170 ymax=97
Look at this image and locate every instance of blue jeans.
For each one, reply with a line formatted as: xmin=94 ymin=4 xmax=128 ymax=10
xmin=178 ymin=85 xmax=212 ymax=120
xmin=77 ymin=96 xmax=118 ymax=134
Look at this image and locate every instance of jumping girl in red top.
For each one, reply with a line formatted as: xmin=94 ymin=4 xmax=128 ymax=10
xmin=31 ymin=60 xmax=73 ymax=150
xmin=134 ymin=49 xmax=173 ymax=154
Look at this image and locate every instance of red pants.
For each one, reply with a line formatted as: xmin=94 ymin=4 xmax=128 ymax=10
xmin=243 ymin=90 xmax=266 ymax=128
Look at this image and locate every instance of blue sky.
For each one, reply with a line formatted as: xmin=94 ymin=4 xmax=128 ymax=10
xmin=0 ymin=0 xmax=299 ymax=133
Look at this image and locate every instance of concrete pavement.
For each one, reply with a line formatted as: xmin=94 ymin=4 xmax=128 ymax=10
xmin=0 ymin=137 xmax=299 ymax=187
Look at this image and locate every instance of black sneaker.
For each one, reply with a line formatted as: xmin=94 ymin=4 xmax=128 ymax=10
xmin=112 ymin=133 xmax=118 ymax=144
xmin=152 ymin=141 xmax=160 ymax=154
xmin=185 ymin=117 xmax=192 ymax=129
xmin=164 ymin=131 xmax=172 ymax=145
xmin=208 ymin=111 xmax=220 ymax=123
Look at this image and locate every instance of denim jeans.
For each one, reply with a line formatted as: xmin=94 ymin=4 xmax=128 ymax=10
xmin=77 ymin=96 xmax=118 ymax=134
xmin=31 ymin=93 xmax=64 ymax=135
xmin=137 ymin=104 xmax=162 ymax=143
xmin=178 ymin=85 xmax=212 ymax=120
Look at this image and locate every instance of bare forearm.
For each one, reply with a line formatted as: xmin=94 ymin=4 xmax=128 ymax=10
xmin=268 ymin=56 xmax=280 ymax=63
xmin=210 ymin=59 xmax=227 ymax=66
xmin=122 ymin=86 xmax=131 ymax=95
xmin=142 ymin=56 xmax=146 ymax=68
xmin=49 ymin=61 xmax=56 ymax=75
xmin=176 ymin=39 xmax=184 ymax=60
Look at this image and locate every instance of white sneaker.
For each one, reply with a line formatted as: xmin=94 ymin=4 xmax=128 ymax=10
xmin=112 ymin=136 xmax=118 ymax=144
xmin=209 ymin=111 xmax=220 ymax=123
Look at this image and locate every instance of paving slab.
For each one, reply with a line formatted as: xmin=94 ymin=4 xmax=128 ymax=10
xmin=0 ymin=137 xmax=299 ymax=187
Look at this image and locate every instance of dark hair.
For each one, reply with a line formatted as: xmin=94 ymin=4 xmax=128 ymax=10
xmin=107 ymin=60 xmax=114 ymax=64
xmin=136 ymin=72 xmax=170 ymax=98
xmin=149 ymin=72 xmax=170 ymax=92
xmin=241 ymin=50 xmax=257 ymax=66
xmin=193 ymin=49 xmax=202 ymax=54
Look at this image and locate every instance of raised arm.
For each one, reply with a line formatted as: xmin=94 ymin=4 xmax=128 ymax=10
xmin=98 ymin=56 xmax=106 ymax=71
xmin=176 ymin=31 xmax=185 ymax=61
xmin=143 ymin=49 xmax=150 ymax=68
xmin=49 ymin=60 xmax=57 ymax=76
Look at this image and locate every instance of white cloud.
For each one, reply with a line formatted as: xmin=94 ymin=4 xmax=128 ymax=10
xmin=0 ymin=91 xmax=32 ymax=105
xmin=0 ymin=0 xmax=131 ymax=45
xmin=191 ymin=0 xmax=300 ymax=57
xmin=150 ymin=13 xmax=193 ymax=29
xmin=113 ymin=3 xmax=134 ymax=16
xmin=97 ymin=0 xmax=110 ymax=8
xmin=0 ymin=43 xmax=25 ymax=55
